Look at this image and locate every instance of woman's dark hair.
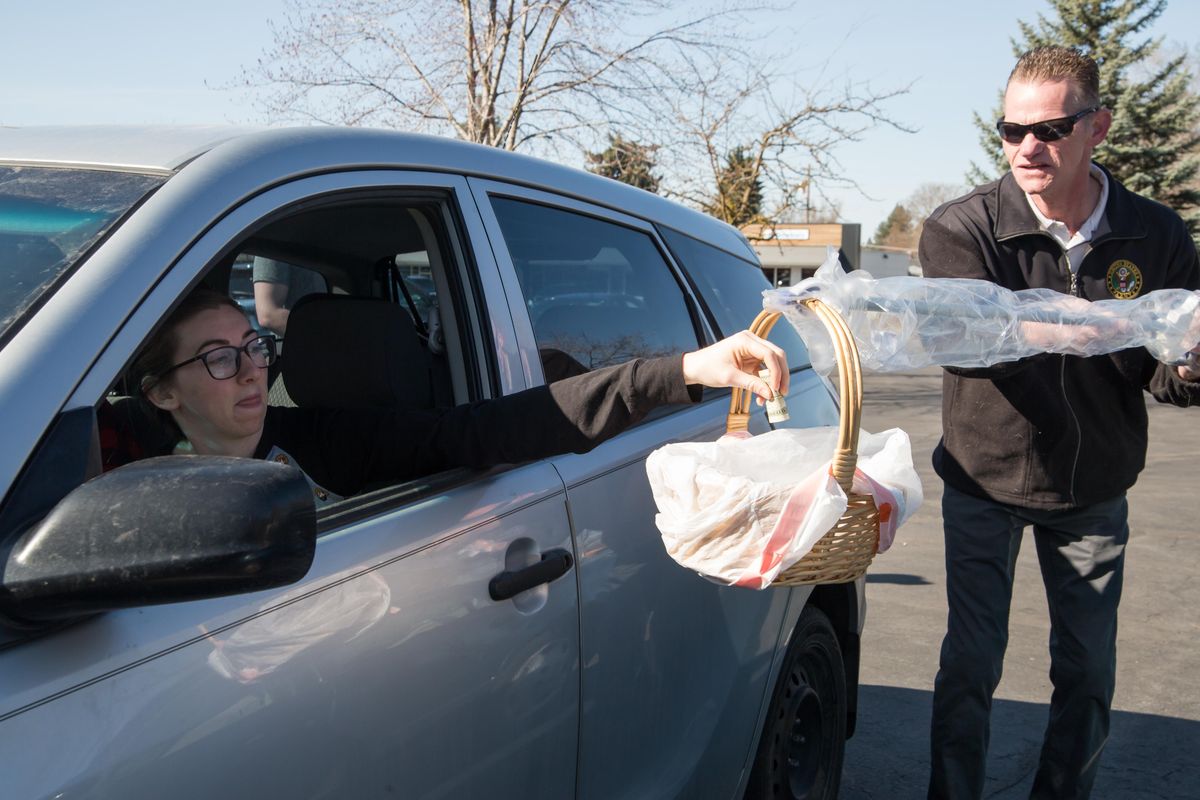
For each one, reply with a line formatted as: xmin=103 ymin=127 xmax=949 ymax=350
xmin=111 ymin=289 xmax=243 ymax=457
xmin=131 ymin=288 xmax=244 ymax=396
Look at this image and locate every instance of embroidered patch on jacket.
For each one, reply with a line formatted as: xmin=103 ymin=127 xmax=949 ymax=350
xmin=1105 ymin=260 xmax=1143 ymax=299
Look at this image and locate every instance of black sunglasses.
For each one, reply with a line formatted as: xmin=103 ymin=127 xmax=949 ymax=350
xmin=158 ymin=335 xmax=278 ymax=382
xmin=996 ymin=106 xmax=1099 ymax=145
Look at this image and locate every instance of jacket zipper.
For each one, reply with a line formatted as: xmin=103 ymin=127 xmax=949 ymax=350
xmin=999 ymin=229 xmax=1087 ymax=503
xmin=1058 ymin=243 xmax=1081 ymax=505
xmin=1060 ymin=356 xmax=1081 ymax=505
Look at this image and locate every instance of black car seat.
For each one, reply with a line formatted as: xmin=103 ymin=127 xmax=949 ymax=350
xmin=281 ymin=294 xmax=442 ymax=410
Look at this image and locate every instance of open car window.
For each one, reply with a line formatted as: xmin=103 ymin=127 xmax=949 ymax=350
xmin=225 ymin=198 xmax=460 ymax=416
xmin=99 ymin=193 xmax=477 ymax=515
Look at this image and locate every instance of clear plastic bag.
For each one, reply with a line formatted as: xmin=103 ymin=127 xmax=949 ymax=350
xmin=646 ymin=427 xmax=922 ymax=589
xmin=765 ymin=248 xmax=1200 ymax=374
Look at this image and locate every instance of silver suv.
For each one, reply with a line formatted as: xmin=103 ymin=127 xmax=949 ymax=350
xmin=0 ymin=127 xmax=862 ymax=800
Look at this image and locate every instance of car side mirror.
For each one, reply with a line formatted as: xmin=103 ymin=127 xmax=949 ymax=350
xmin=0 ymin=456 xmax=317 ymax=625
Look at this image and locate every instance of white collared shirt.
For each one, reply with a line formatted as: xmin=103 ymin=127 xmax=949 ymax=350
xmin=1025 ymin=163 xmax=1109 ymax=273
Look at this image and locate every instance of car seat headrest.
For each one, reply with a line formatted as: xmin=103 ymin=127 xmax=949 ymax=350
xmin=282 ymin=295 xmax=432 ymax=410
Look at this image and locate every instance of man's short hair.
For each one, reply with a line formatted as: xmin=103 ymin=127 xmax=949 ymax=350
xmin=1008 ymin=45 xmax=1101 ymax=108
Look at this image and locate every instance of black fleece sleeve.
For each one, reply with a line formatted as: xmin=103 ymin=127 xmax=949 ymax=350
xmin=414 ymin=355 xmax=698 ymax=473
xmin=1146 ymin=366 xmax=1200 ymax=406
xmin=286 ymin=355 xmax=700 ymax=494
xmin=1144 ymin=212 xmax=1200 ymax=407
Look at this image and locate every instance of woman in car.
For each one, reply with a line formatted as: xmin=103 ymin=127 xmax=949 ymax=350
xmin=125 ymin=288 xmax=787 ymax=503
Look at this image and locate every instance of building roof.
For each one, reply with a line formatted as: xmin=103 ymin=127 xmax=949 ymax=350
xmin=741 ymin=222 xmax=853 ymax=269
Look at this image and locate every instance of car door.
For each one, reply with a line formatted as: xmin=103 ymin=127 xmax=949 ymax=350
xmin=471 ymin=181 xmax=808 ymax=799
xmin=0 ymin=170 xmax=580 ymax=799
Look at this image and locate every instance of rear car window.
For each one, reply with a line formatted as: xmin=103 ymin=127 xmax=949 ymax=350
xmin=0 ymin=166 xmax=164 ymax=340
xmin=490 ymin=197 xmax=700 ymax=381
xmin=658 ymin=226 xmax=810 ymax=370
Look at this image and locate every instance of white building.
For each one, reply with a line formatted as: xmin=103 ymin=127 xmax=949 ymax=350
xmin=859 ymin=244 xmax=920 ymax=278
xmin=740 ymin=222 xmax=861 ymax=287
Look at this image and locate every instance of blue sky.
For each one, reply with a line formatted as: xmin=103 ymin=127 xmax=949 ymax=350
xmin=3 ymin=0 xmax=1199 ymax=235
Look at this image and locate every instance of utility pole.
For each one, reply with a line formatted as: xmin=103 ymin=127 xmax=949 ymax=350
xmin=801 ymin=169 xmax=812 ymax=223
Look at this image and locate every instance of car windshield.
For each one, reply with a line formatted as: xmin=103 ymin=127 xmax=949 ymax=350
xmin=0 ymin=165 xmax=166 ymax=341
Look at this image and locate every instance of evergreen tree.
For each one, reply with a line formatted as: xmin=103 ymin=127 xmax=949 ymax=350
xmin=705 ymin=147 xmax=764 ymax=226
xmin=585 ymin=134 xmax=660 ymax=193
xmin=872 ymin=203 xmax=915 ymax=247
xmin=970 ymin=0 xmax=1200 ymax=236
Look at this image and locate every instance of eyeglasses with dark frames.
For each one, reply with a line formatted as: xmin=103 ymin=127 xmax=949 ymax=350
xmin=158 ymin=335 xmax=278 ymax=382
xmin=996 ymin=106 xmax=1099 ymax=145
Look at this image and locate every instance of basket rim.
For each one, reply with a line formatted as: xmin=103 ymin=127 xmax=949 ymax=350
xmin=726 ymin=298 xmax=865 ymax=493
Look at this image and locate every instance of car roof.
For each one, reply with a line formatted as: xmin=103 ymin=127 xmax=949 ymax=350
xmin=0 ymin=125 xmax=757 ymax=260
xmin=0 ymin=125 xmax=262 ymax=173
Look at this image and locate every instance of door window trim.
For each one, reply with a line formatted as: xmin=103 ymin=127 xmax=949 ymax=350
xmin=58 ymin=171 xmax=527 ymax=528
xmin=69 ymin=171 xmax=517 ymax=411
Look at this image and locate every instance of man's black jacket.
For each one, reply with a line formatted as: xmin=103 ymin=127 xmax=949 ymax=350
xmin=919 ymin=165 xmax=1200 ymax=510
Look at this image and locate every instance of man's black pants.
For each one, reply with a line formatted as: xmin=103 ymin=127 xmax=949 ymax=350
xmin=928 ymin=485 xmax=1128 ymax=800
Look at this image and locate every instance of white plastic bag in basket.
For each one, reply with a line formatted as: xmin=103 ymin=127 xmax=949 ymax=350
xmin=646 ymin=427 xmax=922 ymax=589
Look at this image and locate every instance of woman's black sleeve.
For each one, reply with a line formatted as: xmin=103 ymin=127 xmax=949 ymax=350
xmin=311 ymin=355 xmax=700 ymax=489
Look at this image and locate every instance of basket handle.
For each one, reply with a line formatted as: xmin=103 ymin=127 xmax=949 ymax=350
xmin=725 ymin=298 xmax=864 ymax=493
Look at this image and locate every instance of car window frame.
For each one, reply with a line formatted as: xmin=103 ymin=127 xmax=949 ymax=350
xmin=53 ymin=170 xmax=526 ymax=531
xmin=67 ymin=170 xmax=518 ymax=411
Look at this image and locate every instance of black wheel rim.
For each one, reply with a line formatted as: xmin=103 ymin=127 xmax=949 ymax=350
xmin=750 ymin=608 xmax=846 ymax=800
xmin=785 ymin=684 xmax=823 ymax=797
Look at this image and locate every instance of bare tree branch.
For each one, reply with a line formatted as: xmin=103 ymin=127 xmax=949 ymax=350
xmin=236 ymin=0 xmax=911 ymax=223
xmin=655 ymin=48 xmax=913 ymax=225
xmin=239 ymin=0 xmax=753 ymax=147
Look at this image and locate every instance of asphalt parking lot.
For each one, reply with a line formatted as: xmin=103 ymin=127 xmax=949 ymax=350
xmin=839 ymin=367 xmax=1200 ymax=800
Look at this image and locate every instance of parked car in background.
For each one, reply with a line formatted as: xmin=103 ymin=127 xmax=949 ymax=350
xmin=0 ymin=126 xmax=863 ymax=799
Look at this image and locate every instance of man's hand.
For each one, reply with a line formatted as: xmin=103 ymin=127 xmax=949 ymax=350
xmin=1178 ymin=345 xmax=1200 ymax=381
xmin=681 ymin=331 xmax=788 ymax=403
xmin=1178 ymin=312 xmax=1200 ymax=381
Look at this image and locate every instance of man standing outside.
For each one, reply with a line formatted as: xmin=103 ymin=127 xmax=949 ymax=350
xmin=919 ymin=45 xmax=1200 ymax=799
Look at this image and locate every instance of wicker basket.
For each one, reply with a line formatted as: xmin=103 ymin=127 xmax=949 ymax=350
xmin=726 ymin=299 xmax=880 ymax=585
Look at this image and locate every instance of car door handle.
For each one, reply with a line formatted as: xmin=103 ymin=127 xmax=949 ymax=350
xmin=489 ymin=549 xmax=574 ymax=601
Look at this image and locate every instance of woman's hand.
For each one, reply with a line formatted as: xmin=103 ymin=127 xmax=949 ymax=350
xmin=681 ymin=331 xmax=788 ymax=403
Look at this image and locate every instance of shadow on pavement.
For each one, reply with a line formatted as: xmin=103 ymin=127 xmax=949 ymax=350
xmin=865 ymin=573 xmax=933 ymax=586
xmin=841 ymin=684 xmax=1200 ymax=800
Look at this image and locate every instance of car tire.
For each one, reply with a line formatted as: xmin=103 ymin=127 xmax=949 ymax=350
xmin=744 ymin=605 xmax=847 ymax=800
